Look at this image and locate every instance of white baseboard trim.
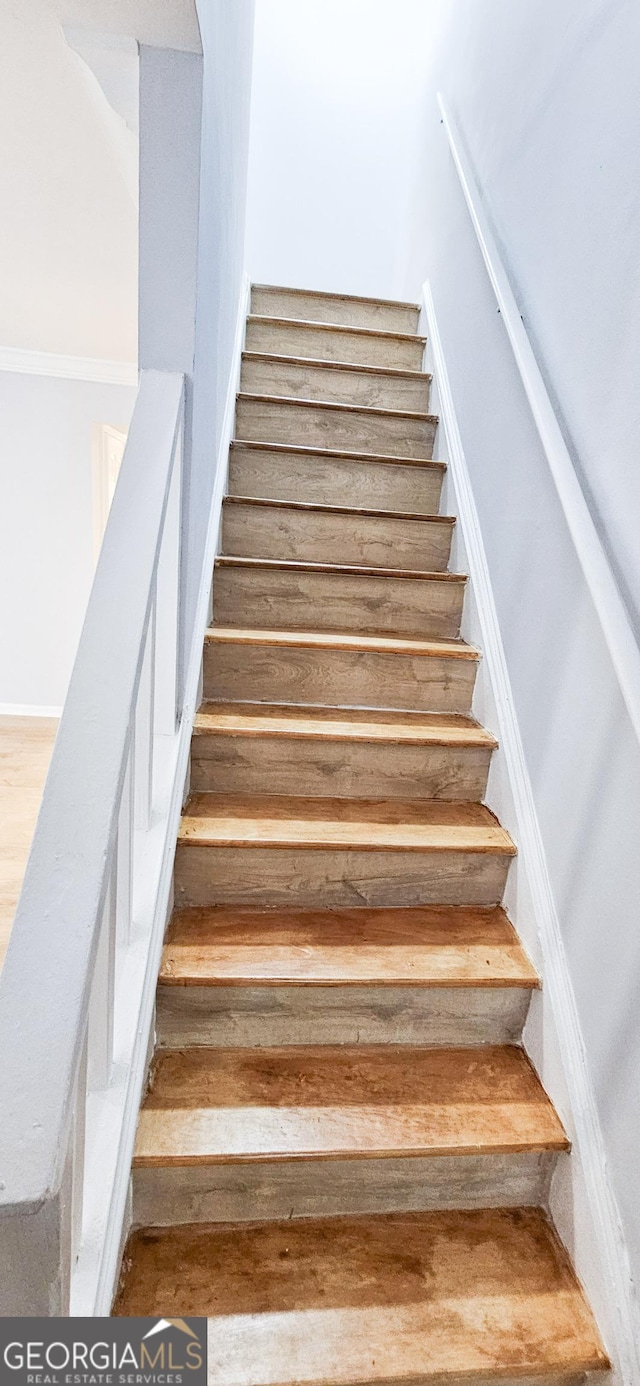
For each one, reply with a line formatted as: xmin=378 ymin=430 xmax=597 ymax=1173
xmin=0 ymin=346 xmax=138 ymax=387
xmin=422 ymin=278 xmax=640 ymax=1385
xmin=88 ymin=271 xmax=250 ymax=1317
xmin=0 ymin=703 xmax=63 ymax=718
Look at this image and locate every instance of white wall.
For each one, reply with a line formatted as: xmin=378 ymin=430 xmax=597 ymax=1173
xmin=0 ymin=372 xmax=136 ymax=708
xmin=245 ymin=0 xmax=435 ymax=298
xmin=391 ymin=0 xmax=640 ymax=1352
xmin=189 ymin=0 xmax=255 ymax=642
xmin=0 ymin=0 xmax=138 ymax=361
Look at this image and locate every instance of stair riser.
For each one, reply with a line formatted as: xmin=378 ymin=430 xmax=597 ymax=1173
xmin=174 ymin=845 xmax=512 ymax=910
xmin=191 ymin=736 xmax=492 ymax=800
xmin=156 ymin=984 xmax=531 ymax=1049
xmin=251 ymin=286 xmax=420 ymax=334
xmin=213 ymin=567 xmax=465 ymax=641
xmin=240 ymin=356 xmax=431 ymax=412
xmin=133 ymin=1149 xmax=554 ymax=1228
xmin=246 ymin=318 xmax=425 ymax=370
xmin=229 ymin=445 xmax=444 ymax=514
xmin=222 ymin=504 xmax=453 ymax=572
xmin=204 ymin=643 xmax=478 ymax=714
xmin=236 ymin=396 xmax=436 ymax=459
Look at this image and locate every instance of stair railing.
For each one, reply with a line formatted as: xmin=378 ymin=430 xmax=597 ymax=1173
xmin=438 ymin=92 xmax=640 ymax=745
xmin=0 ymin=369 xmax=186 ymax=1315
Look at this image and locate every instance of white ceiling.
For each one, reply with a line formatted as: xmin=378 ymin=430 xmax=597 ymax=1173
xmin=0 ymin=0 xmax=200 ymax=362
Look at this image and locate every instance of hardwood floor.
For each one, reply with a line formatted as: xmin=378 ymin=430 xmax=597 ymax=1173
xmin=0 ymin=715 xmax=57 ymax=970
xmin=115 ymin=284 xmax=608 ymax=1383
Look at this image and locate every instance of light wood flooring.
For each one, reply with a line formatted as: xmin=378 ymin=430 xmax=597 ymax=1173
xmin=0 ymin=715 xmax=57 ymax=970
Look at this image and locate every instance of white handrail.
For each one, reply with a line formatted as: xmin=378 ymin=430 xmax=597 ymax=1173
xmin=0 ymin=369 xmax=184 ymax=1314
xmin=438 ymin=92 xmax=640 ymax=745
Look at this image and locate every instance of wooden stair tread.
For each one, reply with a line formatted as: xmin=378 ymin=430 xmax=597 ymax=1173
xmin=216 ymin=555 xmax=465 ymax=583
xmin=223 ymin=495 xmax=455 ymax=524
xmin=230 ymin=438 xmax=446 ymax=470
xmin=178 ymin=794 xmax=517 ymax=854
xmin=248 ymin=312 xmax=428 ymax=346
xmin=135 ymin=1044 xmax=568 ymax=1164
xmin=252 ymin=282 xmax=421 ymax=313
xmin=242 ymin=350 xmax=431 ymax=383
xmin=205 ymin=627 xmax=479 ymax=659
xmin=237 ymin=391 xmax=438 ymax=424
xmin=160 ymin=904 xmax=538 ymax=988
xmin=193 ymin=702 xmax=497 ymax=747
xmin=114 ymin=1208 xmax=610 ymax=1382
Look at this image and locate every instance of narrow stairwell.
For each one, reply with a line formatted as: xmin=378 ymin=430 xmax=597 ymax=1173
xmin=115 ymin=286 xmax=609 ymax=1384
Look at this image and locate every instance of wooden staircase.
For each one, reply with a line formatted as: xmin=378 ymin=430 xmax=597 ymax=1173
xmin=115 ymin=285 xmax=609 ymax=1384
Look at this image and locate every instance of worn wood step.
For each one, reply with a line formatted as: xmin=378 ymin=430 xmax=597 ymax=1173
xmin=156 ymin=905 xmax=537 ymax=1050
xmin=228 ymin=441 xmax=445 ymax=514
xmin=246 ymin=315 xmax=427 ymax=370
xmin=240 ymin=353 xmax=432 ymax=412
xmin=203 ymin=627 xmax=480 ymax=714
xmin=114 ymin=1208 xmax=609 ymax=1385
xmin=131 ymin=1045 xmax=566 ymax=1225
xmin=250 ymin=283 xmax=421 ymax=334
xmin=222 ymin=497 xmax=455 ymax=571
xmin=213 ymin=557 xmax=466 ymax=641
xmin=174 ymin=793 xmax=516 ymax=909
xmin=160 ymin=904 xmax=538 ymax=988
xmin=236 ymin=394 xmax=437 ymax=459
xmin=135 ymin=1043 xmax=567 ymax=1163
xmin=190 ymin=703 xmax=495 ymax=800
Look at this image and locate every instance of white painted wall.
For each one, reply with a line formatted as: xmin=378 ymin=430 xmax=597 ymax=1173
xmin=0 ymin=0 xmax=138 ymax=361
xmin=245 ymin=0 xmax=435 ymax=298
xmin=189 ymin=0 xmax=255 ymax=641
xmin=0 ymin=373 xmax=136 ymax=708
xmin=391 ymin=0 xmax=640 ymax=1357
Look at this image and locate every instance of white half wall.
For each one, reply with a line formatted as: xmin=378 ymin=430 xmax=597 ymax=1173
xmin=0 ymin=372 xmax=136 ymax=708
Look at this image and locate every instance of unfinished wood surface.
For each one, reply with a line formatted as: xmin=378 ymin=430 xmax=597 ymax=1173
xmin=236 ymin=394 xmax=437 ymax=459
xmin=245 ymin=316 xmax=427 ymax=370
xmin=132 ymin=1149 xmax=555 ymax=1228
xmin=192 ymin=734 xmax=492 ymax=802
xmin=175 ymin=843 xmax=513 ymax=910
xmin=222 ymin=497 xmax=455 ymax=571
xmin=250 ymin=284 xmax=421 ymax=333
xmin=191 ymin=741 xmax=491 ymax=801
xmin=240 ymin=353 xmax=432 ymax=412
xmin=135 ymin=1044 xmax=568 ymax=1166
xmin=178 ymin=793 xmax=515 ymax=853
xmin=204 ymin=629 xmax=479 ymax=715
xmin=205 ymin=628 xmax=477 ymax=659
xmin=191 ymin=703 xmax=494 ymax=799
xmin=192 ymin=703 xmax=494 ymax=746
xmin=228 ymin=442 xmax=445 ymax=513
xmin=213 ymin=558 xmax=466 ymax=640
xmin=0 ymin=716 xmax=58 ymax=969
xmin=160 ymin=904 xmax=535 ymax=987
xmin=114 ymin=1209 xmax=609 ymax=1385
xmin=156 ymin=982 xmax=532 ymax=1050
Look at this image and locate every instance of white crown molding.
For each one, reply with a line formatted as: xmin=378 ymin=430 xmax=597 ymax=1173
xmin=0 ymin=704 xmax=63 ymax=718
xmin=0 ymin=346 xmax=138 ymax=387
